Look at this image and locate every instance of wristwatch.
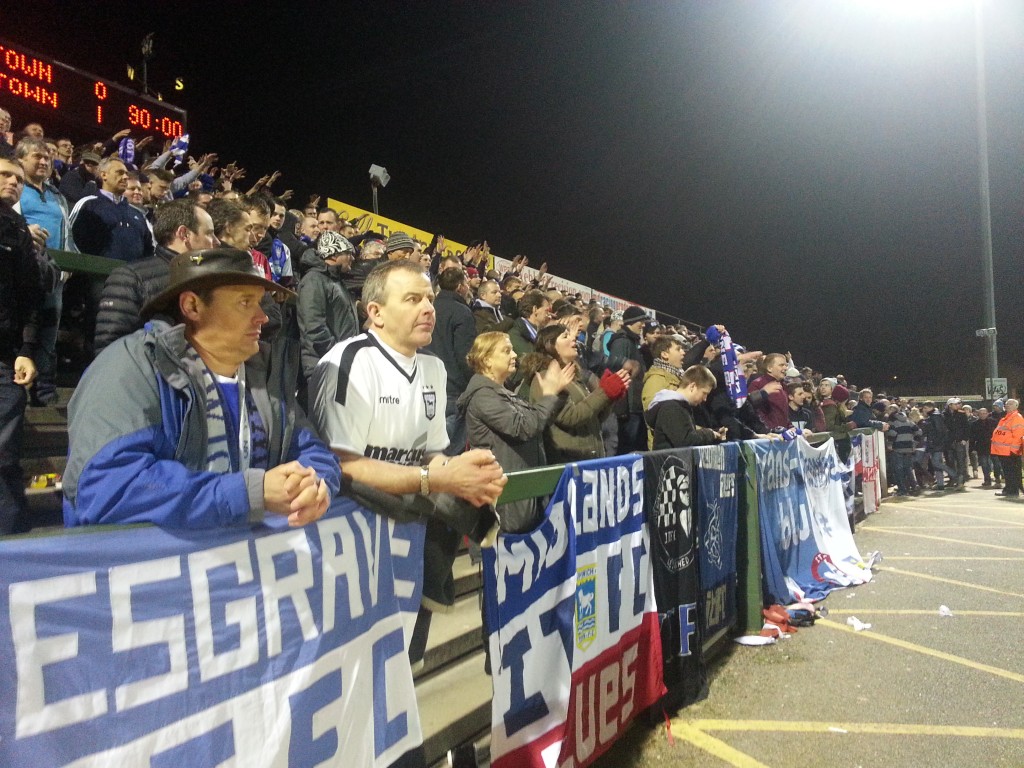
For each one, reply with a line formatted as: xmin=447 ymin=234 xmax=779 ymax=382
xmin=419 ymin=465 xmax=430 ymax=496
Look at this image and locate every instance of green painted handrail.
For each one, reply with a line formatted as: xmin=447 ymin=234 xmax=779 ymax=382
xmin=51 ymin=249 xmax=122 ymax=276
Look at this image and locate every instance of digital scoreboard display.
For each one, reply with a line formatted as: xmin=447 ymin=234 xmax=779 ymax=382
xmin=0 ymin=38 xmax=186 ymax=139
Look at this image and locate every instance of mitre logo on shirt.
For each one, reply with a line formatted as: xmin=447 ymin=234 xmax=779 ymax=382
xmin=422 ymin=388 xmax=437 ymax=420
xmin=379 ymin=395 xmax=401 ymax=405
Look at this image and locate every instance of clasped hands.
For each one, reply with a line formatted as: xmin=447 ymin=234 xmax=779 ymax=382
xmin=264 ymin=461 xmax=331 ymax=526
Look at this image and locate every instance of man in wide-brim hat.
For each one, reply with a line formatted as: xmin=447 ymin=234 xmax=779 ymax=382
xmin=63 ymin=246 xmax=341 ymax=529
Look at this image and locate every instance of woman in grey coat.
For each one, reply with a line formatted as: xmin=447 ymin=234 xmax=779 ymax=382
xmin=458 ymin=331 xmax=575 ymax=533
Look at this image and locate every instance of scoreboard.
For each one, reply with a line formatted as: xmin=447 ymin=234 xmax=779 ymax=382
xmin=0 ymin=38 xmax=186 ymax=139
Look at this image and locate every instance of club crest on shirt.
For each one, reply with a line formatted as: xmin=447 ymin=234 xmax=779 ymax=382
xmin=422 ymin=390 xmax=436 ymax=420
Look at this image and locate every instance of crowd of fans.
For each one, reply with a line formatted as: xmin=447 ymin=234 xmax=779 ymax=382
xmin=2 ymin=104 xmax=1023 ymax=546
xmin=4 ymin=105 xmax=1024 ymax=704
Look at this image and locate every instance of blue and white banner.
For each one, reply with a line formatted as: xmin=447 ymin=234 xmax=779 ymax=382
xmin=0 ymin=499 xmax=425 ymax=767
xmin=694 ymin=443 xmax=740 ymax=643
xmin=484 ymin=456 xmax=664 ymax=768
xmin=754 ymin=438 xmax=873 ymax=604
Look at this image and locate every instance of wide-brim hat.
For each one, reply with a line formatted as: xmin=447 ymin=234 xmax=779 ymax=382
xmin=140 ymin=247 xmax=295 ymax=320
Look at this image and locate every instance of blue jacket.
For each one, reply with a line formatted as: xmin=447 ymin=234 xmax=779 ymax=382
xmin=63 ymin=321 xmax=341 ymax=528
xmin=70 ymin=193 xmax=153 ymax=262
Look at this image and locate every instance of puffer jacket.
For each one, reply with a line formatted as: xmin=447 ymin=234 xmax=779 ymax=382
xmin=94 ymin=244 xmax=177 ymax=353
xmin=458 ymin=373 xmax=564 ymax=533
xmin=64 ymin=320 xmax=341 ymax=528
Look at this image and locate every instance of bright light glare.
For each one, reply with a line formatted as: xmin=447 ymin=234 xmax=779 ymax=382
xmin=850 ymin=0 xmax=971 ymax=19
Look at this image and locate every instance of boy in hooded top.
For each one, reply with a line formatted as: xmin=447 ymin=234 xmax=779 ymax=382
xmin=646 ymin=364 xmax=728 ymax=450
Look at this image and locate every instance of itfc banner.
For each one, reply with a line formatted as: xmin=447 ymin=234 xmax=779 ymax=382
xmin=0 ymin=499 xmax=425 ymax=768
xmin=694 ymin=444 xmax=740 ymax=645
xmin=484 ymin=456 xmax=665 ymax=768
xmin=754 ymin=438 xmax=873 ymax=604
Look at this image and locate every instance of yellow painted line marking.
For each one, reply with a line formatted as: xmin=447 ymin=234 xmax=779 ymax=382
xmin=895 ymin=506 xmax=1024 ymax=527
xmin=689 ymin=719 xmax=1024 ymax=739
xmin=886 ymin=556 xmax=1024 ymax=561
xmin=866 ymin=528 xmax=1024 ymax=553
xmin=929 ymin=509 xmax=1024 ymax=526
xmin=669 ymin=723 xmax=771 ymax=768
xmin=873 ymin=526 xmax=1015 ymax=530
xmin=896 ymin=500 xmax=1024 ymax=514
xmin=817 ymin=618 xmax=1024 ymax=684
xmin=825 ymin=609 xmax=1024 ymax=617
xmin=876 ymin=565 xmax=1024 ymax=599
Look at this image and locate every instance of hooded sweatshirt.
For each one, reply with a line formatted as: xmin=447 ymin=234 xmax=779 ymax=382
xmin=645 ymin=389 xmax=719 ymax=450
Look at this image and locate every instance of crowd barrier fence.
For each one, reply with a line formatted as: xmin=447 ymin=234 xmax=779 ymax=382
xmin=2 ymin=427 xmax=883 ymax=766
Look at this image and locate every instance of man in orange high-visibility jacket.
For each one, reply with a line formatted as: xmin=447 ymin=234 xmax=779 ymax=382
xmin=991 ymin=398 xmax=1024 ymax=498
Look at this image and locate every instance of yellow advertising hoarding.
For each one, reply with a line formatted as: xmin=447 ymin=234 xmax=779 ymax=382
xmin=325 ymin=198 xmax=468 ymax=258
xmin=325 ymin=197 xmax=654 ymax=315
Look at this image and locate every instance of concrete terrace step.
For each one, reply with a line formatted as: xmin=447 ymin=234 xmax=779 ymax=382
xmin=453 ymin=550 xmax=483 ymax=598
xmin=21 ymin=422 xmax=69 ymax=459
xmin=417 ymin=591 xmax=484 ymax=681
xmin=23 ymin=455 xmax=67 ymax=478
xmin=416 ymin=651 xmax=492 ymax=767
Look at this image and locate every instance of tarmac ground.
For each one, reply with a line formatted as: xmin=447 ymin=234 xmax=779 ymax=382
xmin=594 ymin=475 xmax=1024 ymax=767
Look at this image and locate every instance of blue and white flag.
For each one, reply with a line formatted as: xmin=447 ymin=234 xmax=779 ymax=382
xmin=484 ymin=456 xmax=664 ymax=768
xmin=0 ymin=498 xmax=424 ymax=767
xmin=754 ymin=438 xmax=872 ymax=604
xmin=117 ymin=137 xmax=135 ymax=167
xmin=169 ymin=133 xmax=189 ymax=167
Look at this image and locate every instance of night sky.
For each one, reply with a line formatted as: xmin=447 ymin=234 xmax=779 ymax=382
xmin=7 ymin=1 xmax=1023 ymax=395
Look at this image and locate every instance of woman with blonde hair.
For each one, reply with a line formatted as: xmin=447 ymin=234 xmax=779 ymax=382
xmin=458 ymin=331 xmax=575 ymax=532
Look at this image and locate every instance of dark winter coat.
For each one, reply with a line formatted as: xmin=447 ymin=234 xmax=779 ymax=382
xmin=919 ymin=411 xmax=949 ymax=452
xmin=645 ymin=390 xmax=720 ymax=450
xmin=0 ymin=202 xmax=42 ymax=364
xmin=71 ymin=194 xmax=154 ymax=262
xmin=425 ymin=289 xmax=477 ymax=397
xmin=458 ymin=373 xmax=564 ymax=533
xmin=297 ymin=249 xmax=359 ymax=377
xmin=94 ymin=244 xmax=177 ymax=353
xmin=606 ymin=327 xmax=645 ymax=415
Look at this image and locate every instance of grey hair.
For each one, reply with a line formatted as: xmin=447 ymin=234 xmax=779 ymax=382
xmin=15 ymin=136 xmax=50 ymax=160
xmin=363 ymin=259 xmax=427 ymax=306
xmin=98 ymin=155 xmax=126 ymax=173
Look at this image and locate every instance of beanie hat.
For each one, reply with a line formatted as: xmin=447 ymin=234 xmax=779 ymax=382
xmin=622 ymin=306 xmax=647 ymax=326
xmin=705 ymin=325 xmax=723 ymax=345
xmin=385 ymin=231 xmax=415 ymax=253
xmin=317 ymin=231 xmax=354 ymax=260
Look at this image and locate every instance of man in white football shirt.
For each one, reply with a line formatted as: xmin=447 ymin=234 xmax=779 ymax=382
xmin=309 ymin=259 xmax=505 ymax=664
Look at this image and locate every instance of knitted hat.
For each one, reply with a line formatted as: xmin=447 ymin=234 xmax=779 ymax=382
xmin=622 ymin=306 xmax=647 ymax=326
xmin=316 ymin=231 xmax=354 ymax=260
xmin=385 ymin=231 xmax=415 ymax=253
